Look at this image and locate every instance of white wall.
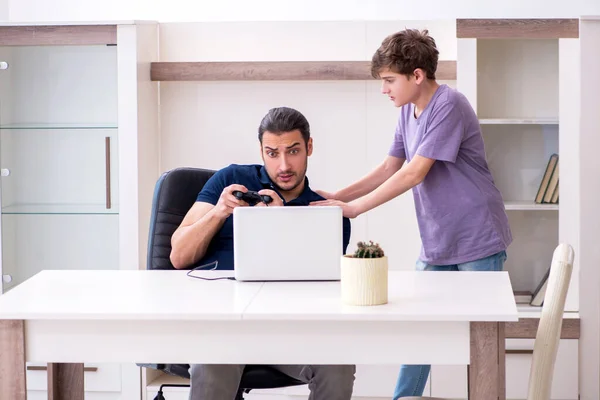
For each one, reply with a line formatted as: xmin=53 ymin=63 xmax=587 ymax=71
xmin=157 ymin=20 xmax=456 ymax=263
xmin=7 ymin=0 xmax=600 ymax=22
xmin=0 ymin=0 xmax=7 ymax=20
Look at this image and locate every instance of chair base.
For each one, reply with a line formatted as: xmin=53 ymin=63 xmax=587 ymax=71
xmin=153 ymin=383 xmax=254 ymax=400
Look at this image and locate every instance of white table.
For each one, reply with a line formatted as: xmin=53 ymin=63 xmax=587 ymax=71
xmin=0 ymin=269 xmax=518 ymax=400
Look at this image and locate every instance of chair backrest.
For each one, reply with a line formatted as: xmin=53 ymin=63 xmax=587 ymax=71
xmin=147 ymin=167 xmax=216 ymax=270
xmin=527 ymin=243 xmax=574 ymax=400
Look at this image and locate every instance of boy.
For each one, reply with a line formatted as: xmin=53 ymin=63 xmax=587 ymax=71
xmin=310 ymin=29 xmax=512 ymax=398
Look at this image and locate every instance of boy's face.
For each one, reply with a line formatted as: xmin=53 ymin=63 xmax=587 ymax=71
xmin=379 ymin=68 xmax=420 ymax=108
xmin=260 ymin=130 xmax=313 ymax=193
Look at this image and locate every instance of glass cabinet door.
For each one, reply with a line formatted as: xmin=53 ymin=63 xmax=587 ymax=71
xmin=0 ymin=44 xmax=119 ymax=293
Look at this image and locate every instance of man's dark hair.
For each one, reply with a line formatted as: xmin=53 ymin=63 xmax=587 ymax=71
xmin=371 ymin=29 xmax=439 ymax=80
xmin=258 ymin=107 xmax=310 ymax=147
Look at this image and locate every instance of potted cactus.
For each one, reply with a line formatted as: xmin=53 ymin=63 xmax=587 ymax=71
xmin=340 ymin=241 xmax=388 ymax=306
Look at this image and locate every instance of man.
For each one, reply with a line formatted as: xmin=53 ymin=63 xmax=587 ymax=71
xmin=170 ymin=106 xmax=355 ymax=400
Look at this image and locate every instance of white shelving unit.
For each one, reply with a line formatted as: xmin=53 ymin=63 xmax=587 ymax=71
xmin=440 ymin=17 xmax=584 ymax=400
xmin=457 ymin=30 xmax=574 ymax=313
xmin=0 ymin=21 xmax=160 ymax=400
xmin=577 ymin=16 xmax=600 ymax=400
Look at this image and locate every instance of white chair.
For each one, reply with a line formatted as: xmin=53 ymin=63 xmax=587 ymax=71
xmin=401 ymin=243 xmax=575 ymax=400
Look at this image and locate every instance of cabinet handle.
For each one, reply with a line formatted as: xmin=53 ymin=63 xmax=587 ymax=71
xmin=27 ymin=366 xmax=98 ymax=372
xmin=0 ymin=61 xmax=8 ymax=70
xmin=105 ymin=136 xmax=111 ymax=209
xmin=505 ymin=349 xmax=534 ymax=354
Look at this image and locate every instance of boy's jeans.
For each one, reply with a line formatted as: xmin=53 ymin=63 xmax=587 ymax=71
xmin=392 ymin=250 xmax=507 ymax=399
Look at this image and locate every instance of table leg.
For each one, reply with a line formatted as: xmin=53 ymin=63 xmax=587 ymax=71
xmin=48 ymin=363 xmax=84 ymax=400
xmin=0 ymin=319 xmax=27 ymax=400
xmin=468 ymin=321 xmax=506 ymax=400
xmin=498 ymin=322 xmax=506 ymax=400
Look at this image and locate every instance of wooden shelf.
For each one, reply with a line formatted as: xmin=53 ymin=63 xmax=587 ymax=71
xmin=479 ymin=118 xmax=558 ymax=125
xmin=504 ymin=201 xmax=558 ymax=211
xmin=0 ymin=25 xmax=117 ymax=46
xmin=457 ymin=18 xmax=579 ymax=39
xmin=506 ymin=312 xmax=580 ymax=339
xmin=150 ymin=60 xmax=457 ymax=82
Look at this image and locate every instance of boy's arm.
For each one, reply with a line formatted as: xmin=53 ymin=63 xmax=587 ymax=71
xmin=351 ymin=155 xmax=435 ymax=217
xmin=313 ymin=100 xmax=463 ymax=218
xmin=333 ymin=156 xmax=405 ymax=203
xmin=310 ymin=155 xmax=434 ymax=218
xmin=351 ymin=101 xmax=464 ymax=216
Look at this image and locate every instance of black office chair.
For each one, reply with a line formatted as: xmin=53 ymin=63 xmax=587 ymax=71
xmin=142 ymin=167 xmax=306 ymax=400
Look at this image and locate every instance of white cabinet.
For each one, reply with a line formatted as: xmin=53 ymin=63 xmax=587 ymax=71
xmin=0 ymin=39 xmax=120 ymax=292
xmin=0 ymin=21 xmax=160 ymax=400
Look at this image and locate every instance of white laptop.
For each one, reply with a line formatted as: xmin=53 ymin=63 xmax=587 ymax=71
xmin=233 ymin=206 xmax=344 ymax=281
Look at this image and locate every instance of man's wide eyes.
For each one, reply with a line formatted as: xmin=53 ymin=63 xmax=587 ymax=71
xmin=267 ymin=149 xmax=299 ymax=157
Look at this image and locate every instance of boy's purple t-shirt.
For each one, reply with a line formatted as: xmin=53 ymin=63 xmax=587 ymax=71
xmin=389 ymin=84 xmax=512 ymax=265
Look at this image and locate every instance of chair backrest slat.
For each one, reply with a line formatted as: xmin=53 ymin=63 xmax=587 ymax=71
xmin=527 ymin=243 xmax=574 ymax=400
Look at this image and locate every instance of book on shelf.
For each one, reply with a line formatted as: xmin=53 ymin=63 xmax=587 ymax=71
xmin=535 ymin=153 xmax=559 ymax=205
xmin=530 ymin=267 xmax=551 ymax=307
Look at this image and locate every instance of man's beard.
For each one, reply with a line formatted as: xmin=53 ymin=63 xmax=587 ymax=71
xmin=270 ymin=163 xmax=307 ymax=194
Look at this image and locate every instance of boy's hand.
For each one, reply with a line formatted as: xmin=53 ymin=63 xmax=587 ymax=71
xmin=310 ymin=199 xmax=359 ymax=219
xmin=314 ymin=189 xmax=337 ymax=200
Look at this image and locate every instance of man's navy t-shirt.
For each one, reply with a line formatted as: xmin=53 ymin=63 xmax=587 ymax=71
xmin=193 ymin=164 xmax=351 ymax=270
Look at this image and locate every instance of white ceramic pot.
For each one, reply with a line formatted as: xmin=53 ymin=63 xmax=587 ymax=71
xmin=340 ymin=255 xmax=388 ymax=306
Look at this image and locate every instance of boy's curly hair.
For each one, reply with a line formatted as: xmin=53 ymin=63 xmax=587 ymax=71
xmin=371 ymin=29 xmax=439 ymax=80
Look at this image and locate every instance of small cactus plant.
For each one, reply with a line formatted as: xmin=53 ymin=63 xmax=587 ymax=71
xmin=353 ymin=241 xmax=385 ymax=258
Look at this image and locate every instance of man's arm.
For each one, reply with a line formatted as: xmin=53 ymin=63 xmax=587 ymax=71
xmin=334 ymin=156 xmax=405 ymax=202
xmin=170 ymin=202 xmax=226 ymax=269
xmin=170 ymin=183 xmax=248 ymax=269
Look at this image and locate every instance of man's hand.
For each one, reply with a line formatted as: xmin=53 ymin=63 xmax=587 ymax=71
xmin=213 ymin=184 xmax=249 ymax=219
xmin=309 ymin=199 xmax=359 ymax=219
xmin=256 ymin=189 xmax=284 ymax=207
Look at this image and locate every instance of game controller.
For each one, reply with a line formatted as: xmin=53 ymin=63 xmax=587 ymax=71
xmin=232 ymin=190 xmax=273 ymax=206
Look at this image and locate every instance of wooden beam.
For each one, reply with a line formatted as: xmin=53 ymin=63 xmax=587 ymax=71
xmin=505 ymin=317 xmax=580 ymax=339
xmin=150 ymin=60 xmax=457 ymax=81
xmin=0 ymin=25 xmax=117 ymax=46
xmin=457 ymin=19 xmax=579 ymax=39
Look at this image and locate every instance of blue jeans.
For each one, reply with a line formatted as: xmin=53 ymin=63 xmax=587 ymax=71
xmin=392 ymin=250 xmax=507 ymax=399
